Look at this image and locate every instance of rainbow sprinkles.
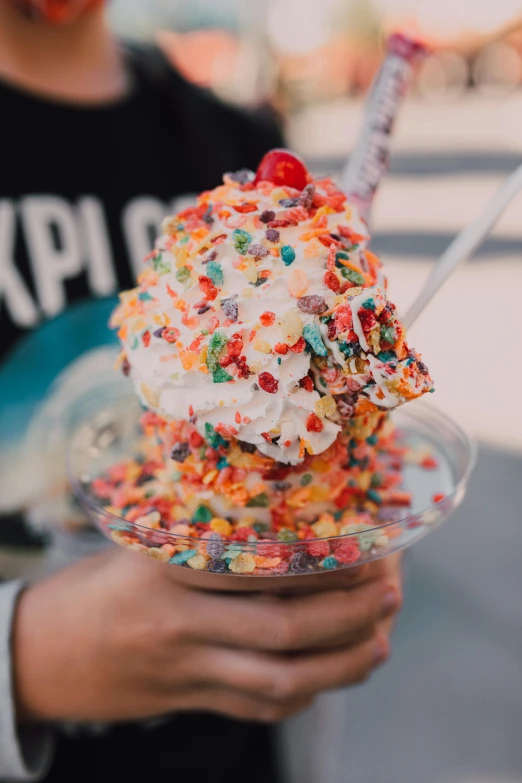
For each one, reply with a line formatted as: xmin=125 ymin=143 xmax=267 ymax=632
xmin=112 ymin=149 xmax=433 ymax=465
xmin=105 ymin=149 xmax=435 ymax=575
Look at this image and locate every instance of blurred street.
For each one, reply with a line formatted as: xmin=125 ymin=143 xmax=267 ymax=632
xmin=283 ymin=94 xmax=522 ymax=783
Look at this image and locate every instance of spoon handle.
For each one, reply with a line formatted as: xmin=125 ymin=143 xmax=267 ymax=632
xmin=403 ymin=162 xmax=522 ymax=330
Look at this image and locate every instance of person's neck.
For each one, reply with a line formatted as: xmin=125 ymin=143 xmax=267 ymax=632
xmin=0 ymin=6 xmax=129 ymax=105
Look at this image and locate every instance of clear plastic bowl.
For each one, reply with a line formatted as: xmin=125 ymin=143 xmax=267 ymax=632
xmin=24 ymin=346 xmax=130 ymax=548
xmin=68 ymin=394 xmax=475 ymax=586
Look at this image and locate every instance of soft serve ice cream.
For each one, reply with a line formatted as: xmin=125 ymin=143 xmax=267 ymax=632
xmin=88 ymin=34 xmax=444 ymax=576
xmin=112 ymin=149 xmax=433 ymax=466
xmin=91 ymin=150 xmax=438 ymax=575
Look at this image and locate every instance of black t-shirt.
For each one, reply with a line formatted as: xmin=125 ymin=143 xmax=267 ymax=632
xmin=0 ymin=44 xmax=282 ymax=528
xmin=0 ymin=45 xmax=283 ymax=362
xmin=0 ymin=45 xmax=283 ymax=783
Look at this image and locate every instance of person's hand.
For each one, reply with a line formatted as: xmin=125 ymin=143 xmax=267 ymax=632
xmin=13 ymin=549 xmax=402 ymax=725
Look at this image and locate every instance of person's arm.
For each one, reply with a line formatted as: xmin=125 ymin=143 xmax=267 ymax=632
xmin=0 ymin=581 xmax=53 ymax=781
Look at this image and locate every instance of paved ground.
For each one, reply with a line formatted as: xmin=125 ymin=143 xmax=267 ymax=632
xmin=281 ymin=94 xmax=522 ymax=783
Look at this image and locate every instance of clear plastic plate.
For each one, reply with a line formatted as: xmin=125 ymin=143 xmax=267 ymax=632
xmin=68 ymin=395 xmax=475 ymax=586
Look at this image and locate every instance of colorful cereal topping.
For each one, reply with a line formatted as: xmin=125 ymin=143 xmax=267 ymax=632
xmin=93 ymin=406 xmax=440 ymax=576
xmin=112 ymin=153 xmax=433 ymax=465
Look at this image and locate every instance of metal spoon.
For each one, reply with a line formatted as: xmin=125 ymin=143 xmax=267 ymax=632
xmin=403 ymin=162 xmax=522 ymax=330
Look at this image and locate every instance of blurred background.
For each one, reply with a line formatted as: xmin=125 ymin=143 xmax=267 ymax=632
xmin=104 ymin=2 xmax=522 ymax=783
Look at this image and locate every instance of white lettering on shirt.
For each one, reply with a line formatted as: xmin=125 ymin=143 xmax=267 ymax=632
xmin=2 ymin=193 xmax=194 ymax=332
xmin=78 ymin=196 xmax=117 ymax=297
xmin=0 ymin=200 xmax=39 ymax=328
xmin=21 ymin=196 xmax=83 ymax=318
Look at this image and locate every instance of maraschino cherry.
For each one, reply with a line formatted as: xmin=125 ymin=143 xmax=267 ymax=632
xmin=254 ymin=148 xmax=309 ymax=190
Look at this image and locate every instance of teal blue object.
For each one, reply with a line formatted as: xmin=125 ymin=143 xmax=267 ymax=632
xmin=170 ymin=549 xmax=198 ymax=565
xmin=367 ymin=489 xmax=382 ymax=505
xmin=339 ymin=341 xmax=356 ymax=357
xmin=377 ymin=350 xmax=397 ymax=363
xmin=322 ymin=556 xmax=338 ymax=570
xmin=206 ymin=261 xmax=224 ymax=287
xmin=281 ymin=245 xmax=296 ymax=265
xmin=0 ymin=297 xmax=119 ymax=443
xmin=303 ymin=323 xmax=327 ymax=356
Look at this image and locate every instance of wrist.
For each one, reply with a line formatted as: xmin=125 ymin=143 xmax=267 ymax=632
xmin=0 ymin=579 xmax=55 ymax=778
xmin=11 ymin=577 xmax=81 ymax=724
xmin=12 ymin=584 xmax=47 ymax=724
